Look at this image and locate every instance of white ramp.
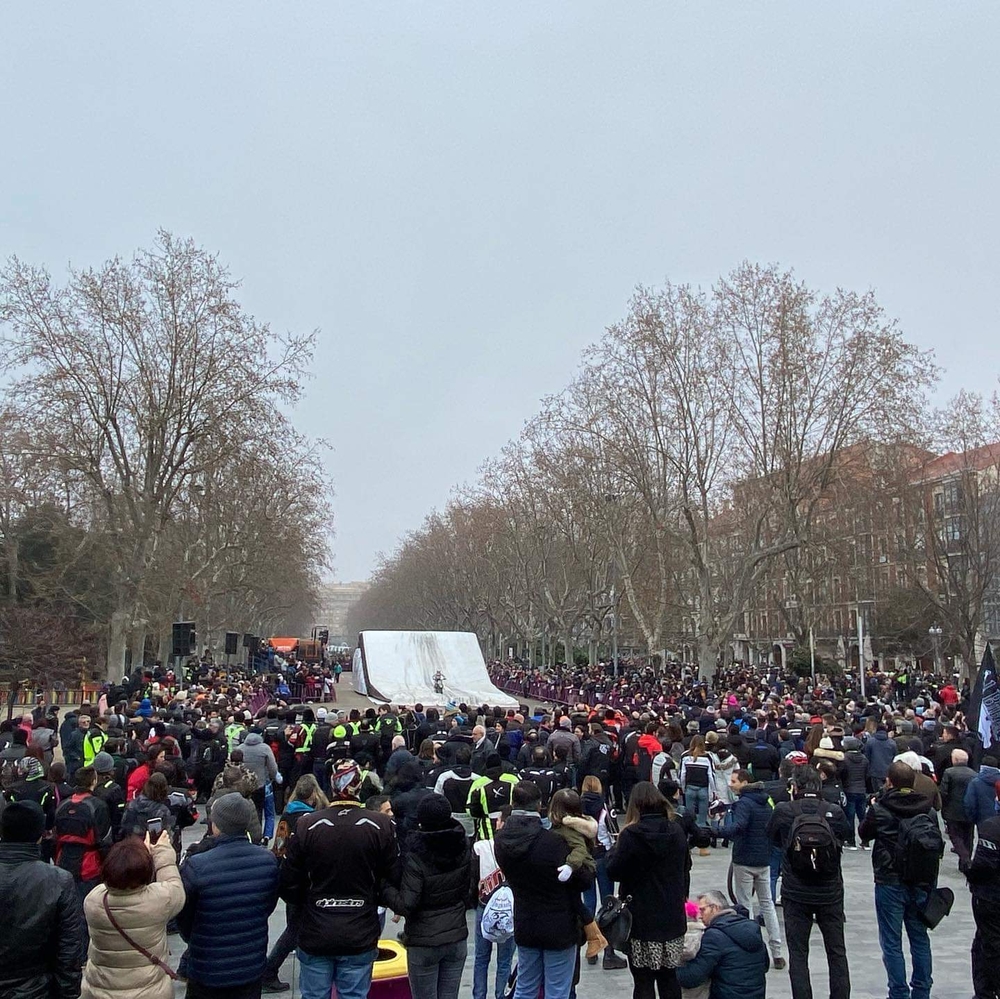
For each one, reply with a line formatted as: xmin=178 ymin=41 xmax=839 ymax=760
xmin=355 ymin=630 xmax=517 ymax=708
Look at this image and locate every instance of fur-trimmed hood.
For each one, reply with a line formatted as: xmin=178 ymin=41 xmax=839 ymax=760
xmin=561 ymin=814 xmax=598 ymax=839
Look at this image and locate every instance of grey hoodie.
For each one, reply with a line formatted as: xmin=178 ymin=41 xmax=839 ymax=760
xmin=240 ymin=732 xmax=278 ymax=785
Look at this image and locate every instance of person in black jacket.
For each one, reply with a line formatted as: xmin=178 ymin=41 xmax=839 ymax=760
xmin=495 ymin=780 xmax=594 ymax=999
xmin=0 ymin=800 xmax=83 ymax=999
xmin=606 ymin=781 xmax=688 ymax=999
xmin=383 ymin=794 xmax=473 ymax=999
xmin=767 ymin=765 xmax=851 ymax=999
xmin=858 ymin=761 xmax=937 ymax=999
xmin=840 ymin=736 xmax=869 ymax=849
xmin=280 ymin=760 xmax=399 ymax=999
xmin=965 ymin=811 xmax=1000 ymax=999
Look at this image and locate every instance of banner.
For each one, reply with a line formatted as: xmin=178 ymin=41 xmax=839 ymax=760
xmin=969 ymin=643 xmax=1000 ymax=750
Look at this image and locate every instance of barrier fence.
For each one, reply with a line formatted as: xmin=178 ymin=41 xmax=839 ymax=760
xmin=490 ymin=673 xmax=629 ymax=710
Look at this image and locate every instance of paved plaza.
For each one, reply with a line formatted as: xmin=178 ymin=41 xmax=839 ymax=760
xmin=166 ymin=677 xmax=976 ymax=998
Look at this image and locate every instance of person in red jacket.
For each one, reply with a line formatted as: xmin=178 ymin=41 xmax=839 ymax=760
xmin=126 ymin=744 xmax=167 ymax=801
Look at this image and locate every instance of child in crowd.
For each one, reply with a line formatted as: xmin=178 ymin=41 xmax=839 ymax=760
xmin=548 ymin=788 xmax=609 ymax=960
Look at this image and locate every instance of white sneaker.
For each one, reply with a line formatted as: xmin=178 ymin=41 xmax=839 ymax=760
xmin=844 ymin=845 xmax=859 ymax=851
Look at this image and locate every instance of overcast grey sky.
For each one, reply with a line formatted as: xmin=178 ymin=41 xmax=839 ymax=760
xmin=3 ymin=5 xmax=999 ymax=581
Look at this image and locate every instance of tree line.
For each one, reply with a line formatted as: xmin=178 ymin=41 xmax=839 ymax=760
xmin=349 ymin=263 xmax=1000 ymax=677
xmin=0 ymin=232 xmax=332 ymax=685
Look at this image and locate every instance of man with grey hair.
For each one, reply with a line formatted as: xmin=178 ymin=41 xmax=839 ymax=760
xmin=940 ymin=747 xmax=977 ymax=866
xmin=676 ymin=890 xmax=767 ymax=999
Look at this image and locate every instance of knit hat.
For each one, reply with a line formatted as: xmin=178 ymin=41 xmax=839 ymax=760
xmin=210 ymin=792 xmax=257 ymax=837
xmin=317 ymin=707 xmax=328 ymax=721
xmin=17 ymin=757 xmax=44 ymax=780
xmin=138 ymin=698 xmax=153 ymax=718
xmin=92 ymin=752 xmax=115 ymax=774
xmin=842 ymin=737 xmax=861 ymax=752
xmin=417 ymin=793 xmax=453 ymax=831
xmin=331 ymin=760 xmax=362 ymax=799
xmin=0 ymin=800 xmax=46 ymax=843
xmin=819 ymin=736 xmax=835 ymax=751
xmin=786 ymin=751 xmax=809 ymax=766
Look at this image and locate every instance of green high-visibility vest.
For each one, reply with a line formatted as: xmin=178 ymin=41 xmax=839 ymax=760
xmin=296 ymin=723 xmax=317 ymax=754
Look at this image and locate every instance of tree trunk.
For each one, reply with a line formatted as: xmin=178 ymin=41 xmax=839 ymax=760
xmin=697 ymin=635 xmax=716 ymax=682
xmin=130 ymin=624 xmax=146 ymax=672
xmin=157 ymin=627 xmax=173 ymax=669
xmin=4 ymin=534 xmax=18 ymax=603
xmin=108 ymin=608 xmax=131 ymax=681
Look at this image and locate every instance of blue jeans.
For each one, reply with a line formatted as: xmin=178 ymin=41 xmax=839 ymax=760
xmin=474 ymin=905 xmax=516 ymax=999
xmin=684 ymin=786 xmax=710 ymax=828
xmin=582 ymin=854 xmax=614 ymax=920
xmin=514 ymin=944 xmax=576 ymax=999
xmin=297 ymin=947 xmax=377 ymax=999
xmin=769 ymin=845 xmax=782 ymax=901
xmin=874 ymin=883 xmax=932 ymax=999
xmin=844 ymin=792 xmax=867 ymax=845
xmin=263 ymin=782 xmax=275 ymax=839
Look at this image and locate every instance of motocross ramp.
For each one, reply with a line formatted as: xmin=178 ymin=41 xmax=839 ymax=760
xmin=352 ymin=630 xmax=518 ymax=708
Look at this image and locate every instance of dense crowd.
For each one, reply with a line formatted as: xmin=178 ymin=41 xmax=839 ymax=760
xmin=0 ymin=654 xmax=996 ymax=999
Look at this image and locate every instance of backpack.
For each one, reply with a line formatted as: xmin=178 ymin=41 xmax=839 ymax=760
xmin=481 ymin=883 xmax=515 ymax=943
xmin=787 ymin=810 xmax=841 ymax=879
xmin=895 ymin=812 xmax=944 ymax=886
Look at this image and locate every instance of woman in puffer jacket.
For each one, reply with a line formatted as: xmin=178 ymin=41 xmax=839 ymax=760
xmin=81 ymin=832 xmax=185 ymax=999
xmin=383 ymin=793 xmax=474 ymax=999
xmin=119 ymin=773 xmax=174 ymax=840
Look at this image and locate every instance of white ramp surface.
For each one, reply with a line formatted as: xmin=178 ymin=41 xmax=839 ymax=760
xmin=357 ymin=630 xmax=517 ymax=708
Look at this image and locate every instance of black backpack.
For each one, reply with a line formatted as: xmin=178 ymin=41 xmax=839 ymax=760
xmin=636 ymin=745 xmax=654 ymax=783
xmin=787 ymin=810 xmax=841 ymax=879
xmin=895 ymin=812 xmax=944 ymax=886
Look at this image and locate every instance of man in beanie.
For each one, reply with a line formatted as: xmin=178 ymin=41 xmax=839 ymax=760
xmin=178 ymin=792 xmax=280 ymax=998
xmin=91 ymin=750 xmax=126 ymax=840
xmin=0 ymin=800 xmax=83 ymax=997
xmin=280 ymin=758 xmax=399 ymax=999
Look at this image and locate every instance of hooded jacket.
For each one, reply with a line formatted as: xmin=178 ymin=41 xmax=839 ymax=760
xmin=715 ymin=784 xmax=772 ymax=868
xmin=675 ymin=909 xmax=767 ymax=999
xmin=606 ymin=812 xmax=687 ymax=942
xmin=964 ymin=766 xmax=1000 ymax=826
xmin=240 ymin=732 xmax=278 ymax=787
xmin=279 ymin=801 xmax=398 ymax=956
xmin=965 ymin=814 xmax=1000 ymax=903
xmin=858 ymin=787 xmax=936 ymax=885
xmin=382 ymin=821 xmax=473 ymax=947
xmin=495 ymin=810 xmax=593 ymax=949
xmin=863 ymin=731 xmax=897 ymax=783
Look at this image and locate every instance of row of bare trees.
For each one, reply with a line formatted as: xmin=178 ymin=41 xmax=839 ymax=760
xmin=350 ymin=263 xmax=1000 ymax=677
xmin=0 ymin=232 xmax=332 ymax=683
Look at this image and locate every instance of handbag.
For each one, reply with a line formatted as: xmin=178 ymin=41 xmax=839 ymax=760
xmin=916 ymin=886 xmax=954 ymax=929
xmin=102 ymin=893 xmax=179 ymax=980
xmin=596 ymin=894 xmax=633 ymax=949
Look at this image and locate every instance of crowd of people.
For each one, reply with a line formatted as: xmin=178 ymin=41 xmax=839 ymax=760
xmin=0 ymin=652 xmax=995 ymax=999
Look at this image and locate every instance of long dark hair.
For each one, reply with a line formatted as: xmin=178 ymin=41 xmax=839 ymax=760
xmin=624 ymin=781 xmax=672 ymax=827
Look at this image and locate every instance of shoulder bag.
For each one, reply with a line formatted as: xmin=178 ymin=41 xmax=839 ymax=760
xmin=102 ymin=893 xmax=179 ymax=980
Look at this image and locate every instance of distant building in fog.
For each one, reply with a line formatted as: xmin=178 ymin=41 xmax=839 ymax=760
xmin=316 ymin=581 xmax=369 ymax=645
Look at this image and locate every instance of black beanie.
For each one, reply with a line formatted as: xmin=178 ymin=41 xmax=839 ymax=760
xmin=417 ymin=793 xmax=453 ymax=831
xmin=0 ymin=799 xmax=46 ymax=843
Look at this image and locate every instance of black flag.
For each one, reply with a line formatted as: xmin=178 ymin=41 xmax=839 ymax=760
xmin=969 ymin=643 xmax=1000 ymax=751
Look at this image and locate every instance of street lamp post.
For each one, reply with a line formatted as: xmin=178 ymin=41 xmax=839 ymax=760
xmin=929 ymin=625 xmax=943 ymax=675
